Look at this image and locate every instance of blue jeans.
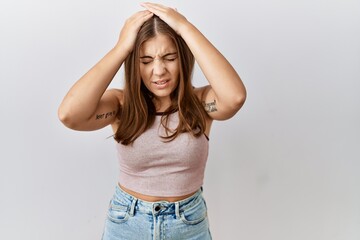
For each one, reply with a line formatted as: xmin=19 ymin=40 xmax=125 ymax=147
xmin=102 ymin=184 xmax=212 ymax=240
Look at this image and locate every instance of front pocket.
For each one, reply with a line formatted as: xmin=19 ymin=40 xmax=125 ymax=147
xmin=180 ymin=199 xmax=208 ymax=225
xmin=107 ymin=198 xmax=130 ymax=224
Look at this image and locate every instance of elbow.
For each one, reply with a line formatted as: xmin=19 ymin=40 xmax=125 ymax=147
xmin=58 ymin=106 xmax=71 ymax=128
xmin=231 ymin=89 xmax=247 ymax=112
xmin=58 ymin=105 xmax=79 ymax=130
xmin=217 ymin=92 xmax=246 ymax=120
xmin=238 ymin=92 xmax=247 ymax=107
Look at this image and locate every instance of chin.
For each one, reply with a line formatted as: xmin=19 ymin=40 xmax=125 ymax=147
xmin=152 ymin=91 xmax=172 ymax=98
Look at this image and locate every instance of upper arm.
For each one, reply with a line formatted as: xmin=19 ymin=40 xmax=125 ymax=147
xmin=68 ymin=89 xmax=123 ymax=131
xmin=194 ymin=85 xmax=244 ymax=121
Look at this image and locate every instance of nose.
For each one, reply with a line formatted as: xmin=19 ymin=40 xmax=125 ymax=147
xmin=153 ymin=59 xmax=166 ymax=76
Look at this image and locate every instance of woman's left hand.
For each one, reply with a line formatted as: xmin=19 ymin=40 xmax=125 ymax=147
xmin=140 ymin=2 xmax=190 ymax=36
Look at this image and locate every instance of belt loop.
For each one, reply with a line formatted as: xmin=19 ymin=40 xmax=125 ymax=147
xmin=129 ymin=198 xmax=137 ymax=217
xmin=175 ymin=202 xmax=180 ymax=219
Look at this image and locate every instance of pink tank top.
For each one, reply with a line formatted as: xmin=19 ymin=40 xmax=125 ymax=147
xmin=116 ymin=111 xmax=209 ymax=197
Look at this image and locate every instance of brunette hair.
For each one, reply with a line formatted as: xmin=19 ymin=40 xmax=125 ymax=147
xmin=114 ymin=16 xmax=206 ymax=145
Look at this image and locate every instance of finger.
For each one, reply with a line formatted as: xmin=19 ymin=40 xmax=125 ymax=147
xmin=141 ymin=2 xmax=178 ymax=16
xmin=138 ymin=10 xmax=153 ymax=18
xmin=132 ymin=10 xmax=153 ymax=24
xmin=139 ymin=11 xmax=154 ymax=22
xmin=140 ymin=2 xmax=167 ymax=13
xmin=141 ymin=2 xmax=167 ymax=9
xmin=133 ymin=10 xmax=153 ymax=19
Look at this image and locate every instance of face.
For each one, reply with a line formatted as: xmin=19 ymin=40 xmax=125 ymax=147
xmin=139 ymin=34 xmax=180 ymax=108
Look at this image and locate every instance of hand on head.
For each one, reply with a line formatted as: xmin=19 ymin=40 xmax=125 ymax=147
xmin=116 ymin=3 xmax=189 ymax=57
xmin=140 ymin=2 xmax=189 ymax=35
xmin=116 ymin=10 xmax=153 ymax=54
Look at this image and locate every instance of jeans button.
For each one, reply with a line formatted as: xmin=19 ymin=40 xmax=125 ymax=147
xmin=154 ymin=205 xmax=161 ymax=211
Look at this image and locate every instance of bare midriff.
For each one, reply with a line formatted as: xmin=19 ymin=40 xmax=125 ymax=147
xmin=118 ymin=183 xmax=198 ymax=203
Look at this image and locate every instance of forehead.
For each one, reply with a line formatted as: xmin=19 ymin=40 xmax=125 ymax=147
xmin=140 ymin=34 xmax=176 ymax=55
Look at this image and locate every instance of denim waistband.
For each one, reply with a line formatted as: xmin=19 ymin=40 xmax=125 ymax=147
xmin=113 ymin=184 xmax=204 ymax=218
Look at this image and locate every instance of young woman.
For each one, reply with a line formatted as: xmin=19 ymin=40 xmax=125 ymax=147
xmin=58 ymin=2 xmax=246 ymax=239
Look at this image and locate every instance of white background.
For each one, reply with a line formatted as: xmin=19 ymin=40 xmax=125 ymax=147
xmin=1 ymin=0 xmax=359 ymax=239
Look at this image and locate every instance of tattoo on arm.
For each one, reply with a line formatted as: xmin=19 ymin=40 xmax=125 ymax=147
xmin=203 ymin=100 xmax=218 ymax=113
xmin=95 ymin=110 xmax=116 ymax=120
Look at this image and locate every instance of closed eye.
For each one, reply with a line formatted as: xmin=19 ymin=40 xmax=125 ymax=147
xmin=140 ymin=57 xmax=153 ymax=65
xmin=165 ymin=57 xmax=177 ymax=62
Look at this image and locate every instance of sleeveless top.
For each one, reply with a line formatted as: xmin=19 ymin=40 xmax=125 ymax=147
xmin=116 ymin=111 xmax=209 ymax=197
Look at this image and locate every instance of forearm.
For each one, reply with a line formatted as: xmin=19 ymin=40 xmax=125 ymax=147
xmin=59 ymin=46 xmax=127 ymax=120
xmin=181 ymin=23 xmax=246 ymax=106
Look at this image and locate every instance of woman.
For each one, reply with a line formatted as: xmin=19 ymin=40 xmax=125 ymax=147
xmin=58 ymin=2 xmax=246 ymax=239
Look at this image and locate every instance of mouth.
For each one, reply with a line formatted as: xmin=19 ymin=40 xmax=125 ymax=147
xmin=152 ymin=79 xmax=170 ymax=86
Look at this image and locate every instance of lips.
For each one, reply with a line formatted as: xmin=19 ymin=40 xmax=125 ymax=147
xmin=152 ymin=79 xmax=170 ymax=85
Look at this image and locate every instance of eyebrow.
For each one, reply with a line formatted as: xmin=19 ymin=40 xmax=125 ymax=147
xmin=140 ymin=52 xmax=178 ymax=59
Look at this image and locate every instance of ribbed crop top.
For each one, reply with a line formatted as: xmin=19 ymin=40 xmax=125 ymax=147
xmin=116 ymin=111 xmax=209 ymax=197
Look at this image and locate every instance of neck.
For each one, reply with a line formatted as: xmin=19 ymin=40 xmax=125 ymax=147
xmin=153 ymin=97 xmax=172 ymax=112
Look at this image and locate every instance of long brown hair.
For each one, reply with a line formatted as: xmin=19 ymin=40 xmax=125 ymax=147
xmin=114 ymin=16 xmax=206 ymax=145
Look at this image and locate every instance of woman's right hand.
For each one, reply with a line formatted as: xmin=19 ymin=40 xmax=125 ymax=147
xmin=116 ymin=10 xmax=153 ymax=55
